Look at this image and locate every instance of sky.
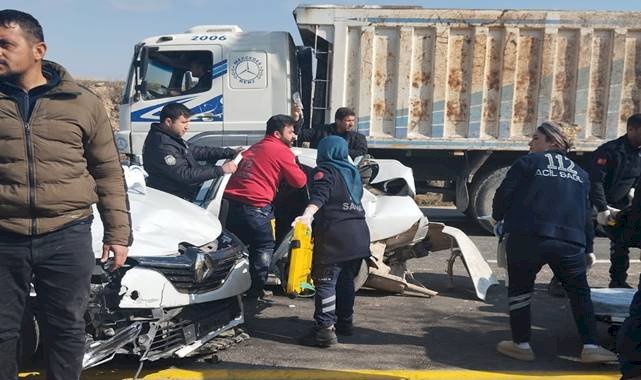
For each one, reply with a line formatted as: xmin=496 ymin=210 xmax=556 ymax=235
xmin=3 ymin=0 xmax=640 ymax=80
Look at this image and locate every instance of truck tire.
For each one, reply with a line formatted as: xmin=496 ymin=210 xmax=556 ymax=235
xmin=469 ymin=166 xmax=509 ymax=233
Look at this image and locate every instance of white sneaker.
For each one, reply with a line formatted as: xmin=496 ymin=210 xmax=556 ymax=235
xmin=580 ymin=345 xmax=617 ymax=363
xmin=496 ymin=340 xmax=535 ymax=361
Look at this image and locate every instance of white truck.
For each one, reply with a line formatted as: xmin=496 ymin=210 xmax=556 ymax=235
xmin=115 ymin=5 xmax=641 ymax=229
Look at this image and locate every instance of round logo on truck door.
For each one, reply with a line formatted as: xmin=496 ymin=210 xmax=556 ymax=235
xmin=231 ymin=56 xmax=263 ymax=84
xmin=229 ymin=52 xmax=266 ymax=89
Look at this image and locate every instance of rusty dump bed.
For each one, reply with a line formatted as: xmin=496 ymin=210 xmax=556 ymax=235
xmin=294 ymin=6 xmax=641 ymax=151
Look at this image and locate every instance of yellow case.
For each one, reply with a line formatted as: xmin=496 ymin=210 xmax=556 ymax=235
xmin=286 ymin=222 xmax=314 ymax=297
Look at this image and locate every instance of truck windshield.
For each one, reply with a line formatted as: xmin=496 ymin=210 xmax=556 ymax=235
xmin=140 ymin=50 xmax=213 ymax=100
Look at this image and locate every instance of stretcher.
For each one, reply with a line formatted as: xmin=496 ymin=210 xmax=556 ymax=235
xmin=591 ymin=287 xmax=636 ymax=334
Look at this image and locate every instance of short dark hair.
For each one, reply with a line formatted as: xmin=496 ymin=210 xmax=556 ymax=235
xmin=160 ymin=103 xmax=191 ymax=123
xmin=335 ymin=107 xmax=356 ymax=121
xmin=627 ymin=114 xmax=641 ymax=130
xmin=0 ymin=9 xmax=44 ymax=43
xmin=265 ymin=114 xmax=295 ymax=136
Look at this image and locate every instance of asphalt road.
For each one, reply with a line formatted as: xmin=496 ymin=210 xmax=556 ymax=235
xmin=48 ymin=207 xmax=640 ymax=379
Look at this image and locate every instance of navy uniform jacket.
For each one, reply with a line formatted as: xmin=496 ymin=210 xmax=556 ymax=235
xmin=309 ymin=166 xmax=370 ymax=265
xmin=589 ymin=135 xmax=641 ymax=211
xmin=143 ymin=123 xmax=236 ymax=200
xmin=297 ymin=122 xmax=368 ymax=159
xmin=492 ymin=150 xmax=590 ymax=246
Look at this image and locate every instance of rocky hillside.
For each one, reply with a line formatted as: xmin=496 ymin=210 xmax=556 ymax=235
xmin=79 ymin=80 xmax=124 ymax=131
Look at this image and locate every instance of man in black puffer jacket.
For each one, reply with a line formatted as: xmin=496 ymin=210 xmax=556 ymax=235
xmin=143 ymin=102 xmax=239 ymax=201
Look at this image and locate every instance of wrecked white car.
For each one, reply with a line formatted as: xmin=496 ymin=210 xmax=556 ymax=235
xmin=21 ymin=149 xmax=496 ymax=369
xmin=22 ymin=167 xmax=251 ymax=369
xmin=272 ymin=148 xmax=497 ymax=300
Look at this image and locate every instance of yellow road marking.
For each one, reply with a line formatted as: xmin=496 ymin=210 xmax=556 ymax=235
xmin=18 ymin=372 xmax=40 ymax=378
xmin=39 ymin=368 xmax=622 ymax=380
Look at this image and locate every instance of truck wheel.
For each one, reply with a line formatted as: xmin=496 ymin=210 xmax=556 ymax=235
xmin=353 ymin=260 xmax=369 ymax=291
xmin=19 ymin=301 xmax=40 ymax=369
xmin=469 ymin=167 xmax=509 ymax=233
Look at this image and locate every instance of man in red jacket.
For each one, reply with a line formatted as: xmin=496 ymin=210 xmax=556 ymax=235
xmin=224 ymin=114 xmax=307 ymax=299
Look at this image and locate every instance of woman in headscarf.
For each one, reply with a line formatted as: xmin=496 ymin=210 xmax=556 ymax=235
xmin=295 ymin=135 xmax=370 ymax=347
xmin=492 ymin=121 xmax=616 ymax=363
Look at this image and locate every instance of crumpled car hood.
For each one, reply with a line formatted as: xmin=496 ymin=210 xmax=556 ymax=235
xmin=91 ymin=187 xmax=221 ymax=258
xmin=293 ymin=147 xmax=416 ymax=195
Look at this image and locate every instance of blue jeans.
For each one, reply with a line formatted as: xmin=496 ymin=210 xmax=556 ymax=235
xmin=0 ymin=218 xmax=95 ymax=380
xmin=225 ymin=199 xmax=275 ymax=297
xmin=312 ymin=258 xmax=363 ymax=327
xmin=506 ymin=234 xmax=597 ymax=344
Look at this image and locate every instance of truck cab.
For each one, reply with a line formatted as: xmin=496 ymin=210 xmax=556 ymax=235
xmin=116 ymin=25 xmax=300 ymax=162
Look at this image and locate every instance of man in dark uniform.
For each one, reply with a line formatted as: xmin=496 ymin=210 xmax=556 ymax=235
xmin=618 ymin=283 xmax=641 ymax=379
xmin=492 ymin=121 xmax=616 ymax=363
xmin=590 ymin=113 xmax=641 ymax=288
xmin=143 ymin=102 xmax=238 ymax=200
xmin=617 ymin=177 xmax=641 ymax=379
xmin=295 ymin=106 xmax=368 ymax=160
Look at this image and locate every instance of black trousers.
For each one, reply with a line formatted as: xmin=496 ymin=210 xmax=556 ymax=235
xmin=506 ymin=234 xmax=597 ymax=344
xmin=610 ymin=239 xmax=630 ymax=284
xmin=312 ymin=258 xmax=363 ymax=328
xmin=617 ymin=274 xmax=641 ymax=379
xmin=0 ymin=219 xmax=94 ymax=380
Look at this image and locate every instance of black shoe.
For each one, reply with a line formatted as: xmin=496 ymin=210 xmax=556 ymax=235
xmin=547 ymin=278 xmax=566 ymax=298
xmin=335 ymin=322 xmax=354 ymax=336
xmin=609 ymin=280 xmax=633 ymax=289
xmin=299 ymin=325 xmax=337 ymax=347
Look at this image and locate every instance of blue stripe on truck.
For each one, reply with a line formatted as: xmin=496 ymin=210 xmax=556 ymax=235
xmin=131 ymin=95 xmax=223 ymax=122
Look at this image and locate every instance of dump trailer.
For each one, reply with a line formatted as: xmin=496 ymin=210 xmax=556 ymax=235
xmin=116 ymin=6 xmax=641 ymax=229
xmin=293 ymin=6 xmax=641 ymax=228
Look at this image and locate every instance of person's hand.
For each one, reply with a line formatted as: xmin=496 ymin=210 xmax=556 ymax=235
xmin=608 ymin=205 xmax=621 ymax=216
xmin=586 ymin=252 xmax=596 ymax=273
xmin=221 ymin=160 xmax=237 ymax=174
xmin=291 ymin=103 xmax=302 ymax=121
xmin=234 ymin=146 xmax=245 ymax=155
xmin=101 ymin=244 xmax=128 ymax=271
xmin=596 ymin=210 xmax=610 ymax=226
xmin=597 ymin=206 xmax=620 ymax=226
xmin=292 ymin=213 xmax=314 ymax=228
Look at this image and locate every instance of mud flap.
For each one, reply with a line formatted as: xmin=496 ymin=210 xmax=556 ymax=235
xmin=427 ymin=222 xmax=497 ymax=301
